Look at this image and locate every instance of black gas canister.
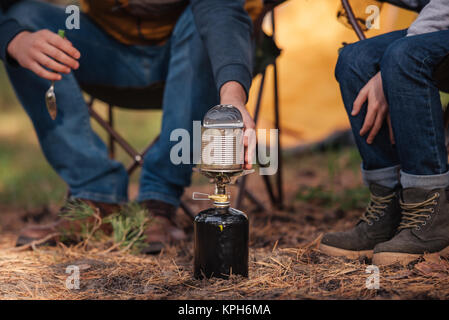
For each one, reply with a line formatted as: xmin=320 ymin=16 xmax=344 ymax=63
xmin=193 ymin=104 xmax=253 ymax=280
xmin=194 ymin=206 xmax=249 ymax=279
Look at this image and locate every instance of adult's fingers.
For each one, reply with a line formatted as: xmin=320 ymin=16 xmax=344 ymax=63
xmin=388 ymin=115 xmax=395 ymax=145
xmin=366 ymin=111 xmax=385 ymax=144
xmin=352 ymin=87 xmax=368 ymax=116
xmin=45 ymin=30 xmax=81 ymax=59
xmin=359 ymin=103 xmax=377 ymax=136
xmin=244 ymin=152 xmax=252 ymax=169
xmin=42 ymin=42 xmax=79 ymax=70
xmin=243 ymin=131 xmax=256 ymax=169
xmin=29 ymin=62 xmax=61 ymax=81
xmin=246 ymin=131 xmax=257 ymax=169
xmin=35 ymin=52 xmax=71 ymax=74
xmin=243 ymin=138 xmax=252 ymax=170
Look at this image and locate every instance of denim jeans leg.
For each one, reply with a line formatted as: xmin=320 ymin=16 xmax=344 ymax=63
xmin=335 ymin=30 xmax=406 ymax=188
xmin=335 ymin=30 xmax=406 ymax=176
xmin=361 ymin=165 xmax=401 ymax=189
xmin=2 ymin=0 xmax=167 ymax=203
xmin=380 ymin=30 xmax=449 ymax=189
xmin=138 ymin=7 xmax=219 ymax=206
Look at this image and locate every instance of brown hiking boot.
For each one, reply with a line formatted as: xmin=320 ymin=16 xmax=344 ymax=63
xmin=16 ymin=200 xmax=120 ymax=247
xmin=373 ymin=188 xmax=449 ymax=266
xmin=140 ymin=200 xmax=187 ymax=254
xmin=319 ymin=184 xmax=401 ymax=259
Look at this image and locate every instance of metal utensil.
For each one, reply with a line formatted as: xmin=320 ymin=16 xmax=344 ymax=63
xmin=45 ymin=29 xmax=65 ymax=120
xmin=45 ymin=81 xmax=57 ymax=120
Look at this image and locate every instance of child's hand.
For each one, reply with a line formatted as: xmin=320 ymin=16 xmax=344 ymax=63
xmin=352 ymin=72 xmax=395 ymax=145
xmin=7 ymin=30 xmax=81 ymax=81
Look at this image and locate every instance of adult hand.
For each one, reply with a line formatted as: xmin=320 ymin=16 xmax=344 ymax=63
xmin=220 ymin=81 xmax=256 ymax=169
xmin=7 ymin=30 xmax=81 ymax=81
xmin=352 ymin=71 xmax=395 ymax=145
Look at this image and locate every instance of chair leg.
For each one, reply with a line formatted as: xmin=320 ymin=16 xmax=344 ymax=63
xmin=235 ymin=65 xmax=283 ymax=210
xmin=251 ymin=66 xmax=283 ymax=208
xmin=272 ymin=57 xmax=284 ymax=210
xmin=341 ymin=0 xmax=367 ymax=41
xmin=236 ymin=7 xmax=285 ymax=211
xmin=87 ymin=98 xmax=197 ymax=222
xmin=262 ymin=174 xmax=277 ymax=206
xmin=88 ymin=104 xmax=142 ymax=164
xmin=108 ymin=104 xmax=115 ymax=159
xmin=244 ymin=189 xmax=266 ymax=212
xmin=235 ymin=175 xmax=248 ymax=209
xmin=271 ymin=9 xmax=284 ymax=210
xmin=127 ymin=135 xmax=159 ymax=175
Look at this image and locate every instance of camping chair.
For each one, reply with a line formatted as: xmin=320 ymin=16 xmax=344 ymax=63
xmin=340 ymin=0 xmax=449 ymax=135
xmin=81 ymin=0 xmax=286 ymax=219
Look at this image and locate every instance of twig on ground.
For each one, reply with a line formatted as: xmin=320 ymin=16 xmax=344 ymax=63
xmin=9 ymin=232 xmax=60 ymax=252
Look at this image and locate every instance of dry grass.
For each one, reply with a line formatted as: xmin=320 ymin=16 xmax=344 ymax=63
xmin=2 ymin=148 xmax=449 ymax=299
xmin=2 ymin=230 xmax=449 ymax=300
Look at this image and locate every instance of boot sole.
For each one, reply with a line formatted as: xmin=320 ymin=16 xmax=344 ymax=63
xmin=372 ymin=246 xmax=449 ymax=266
xmin=319 ymin=243 xmax=373 ymax=259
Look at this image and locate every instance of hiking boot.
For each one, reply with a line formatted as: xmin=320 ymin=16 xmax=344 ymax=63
xmin=140 ymin=200 xmax=187 ymax=254
xmin=319 ymin=184 xmax=401 ymax=259
xmin=16 ymin=200 xmax=120 ymax=247
xmin=373 ymin=188 xmax=449 ymax=266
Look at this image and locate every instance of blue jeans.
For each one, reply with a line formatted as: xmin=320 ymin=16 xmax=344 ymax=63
xmin=336 ymin=29 xmax=449 ymax=189
xmin=3 ymin=0 xmax=218 ymax=205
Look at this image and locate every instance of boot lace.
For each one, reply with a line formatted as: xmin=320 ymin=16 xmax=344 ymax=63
xmin=360 ymin=193 xmax=395 ymax=225
xmin=398 ymin=193 xmax=439 ymax=231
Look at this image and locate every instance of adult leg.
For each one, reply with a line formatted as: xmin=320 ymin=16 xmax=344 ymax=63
xmin=381 ymin=31 xmax=449 ymax=187
xmin=319 ymin=30 xmax=407 ymax=259
xmin=335 ymin=30 xmax=406 ymax=188
xmin=373 ymin=30 xmax=449 ymax=265
xmin=4 ymin=0 xmax=166 ymax=203
xmin=138 ymin=7 xmax=219 ymax=207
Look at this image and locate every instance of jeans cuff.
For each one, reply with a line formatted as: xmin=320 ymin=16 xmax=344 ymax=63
xmin=400 ymin=170 xmax=449 ymax=190
xmin=70 ymin=191 xmax=128 ymax=204
xmin=137 ymin=191 xmax=181 ymax=207
xmin=361 ymin=164 xmax=400 ymax=189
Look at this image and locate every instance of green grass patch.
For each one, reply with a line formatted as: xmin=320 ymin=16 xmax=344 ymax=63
xmin=0 ymin=139 xmax=66 ymax=208
xmin=295 ymin=146 xmax=367 ymax=211
xmin=59 ymin=200 xmax=151 ymax=253
xmin=296 ymin=185 xmax=370 ymax=211
xmin=105 ymin=203 xmax=151 ymax=253
xmin=0 ymin=64 xmax=19 ymax=111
